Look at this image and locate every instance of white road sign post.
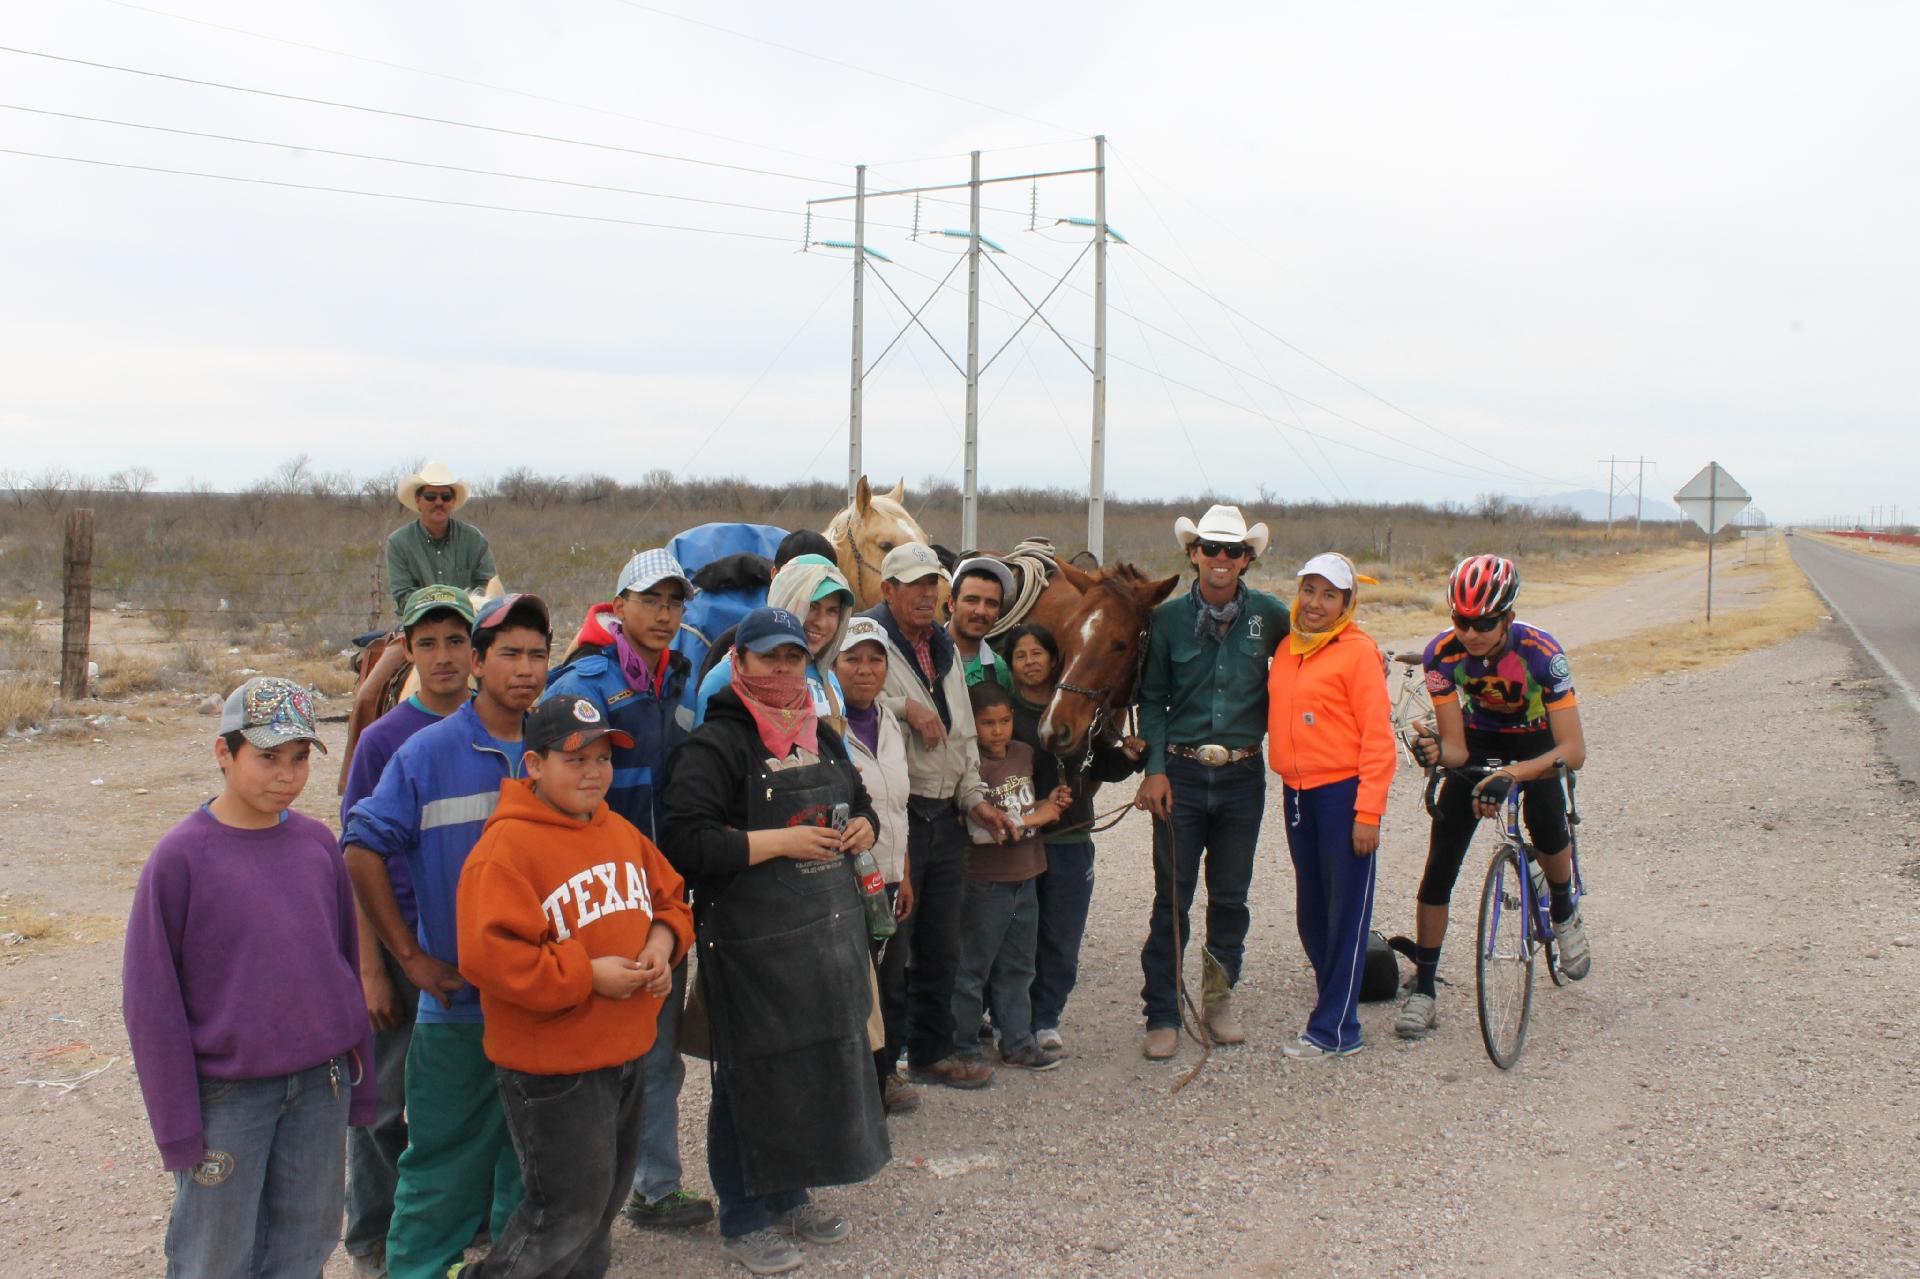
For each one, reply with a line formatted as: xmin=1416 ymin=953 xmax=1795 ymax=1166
xmin=1673 ymin=461 xmax=1752 ymax=623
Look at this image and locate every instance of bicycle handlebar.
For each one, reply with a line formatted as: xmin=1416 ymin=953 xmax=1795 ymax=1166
xmin=1421 ymin=760 xmax=1579 ymax=823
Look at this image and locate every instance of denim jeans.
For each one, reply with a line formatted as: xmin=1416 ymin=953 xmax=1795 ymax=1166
xmin=1030 ymin=839 xmax=1096 ymax=1032
xmin=873 ymin=883 xmax=910 ymax=1084
xmin=903 ymin=801 xmax=969 ymax=1070
xmin=951 ymin=877 xmax=1040 ymax=1055
xmin=627 ymin=960 xmax=688 ymax=1205
xmin=1139 ymin=755 xmax=1267 ymax=1029
xmin=1284 ymin=778 xmax=1376 ymax=1052
xmin=706 ymin=1068 xmax=807 ymax=1239
xmin=345 ymin=949 xmax=418 ymax=1263
xmin=469 ymin=1060 xmax=645 ymax=1279
xmin=164 ymin=1057 xmax=349 ymax=1279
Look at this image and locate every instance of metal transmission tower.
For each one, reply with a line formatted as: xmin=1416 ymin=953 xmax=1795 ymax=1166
xmin=1599 ymin=456 xmax=1649 ymax=531
xmin=807 ymin=138 xmax=1113 ymax=556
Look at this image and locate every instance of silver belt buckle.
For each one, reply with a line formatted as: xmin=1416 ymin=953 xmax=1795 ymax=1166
xmin=1194 ymin=744 xmax=1231 ymax=767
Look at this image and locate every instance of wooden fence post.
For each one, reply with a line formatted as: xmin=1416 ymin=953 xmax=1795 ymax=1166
xmin=60 ymin=507 xmax=95 ymax=699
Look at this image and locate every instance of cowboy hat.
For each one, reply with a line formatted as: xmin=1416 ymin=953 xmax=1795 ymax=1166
xmin=1174 ymin=503 xmax=1270 ymax=558
xmin=397 ymin=461 xmax=470 ymax=513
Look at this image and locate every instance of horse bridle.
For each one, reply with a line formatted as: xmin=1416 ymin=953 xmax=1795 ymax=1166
xmin=839 ymin=505 xmax=883 ymax=603
xmin=1053 ymin=620 xmax=1152 ymax=775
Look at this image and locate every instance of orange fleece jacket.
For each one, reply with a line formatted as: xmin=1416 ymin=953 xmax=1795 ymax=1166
xmin=1265 ymin=625 xmax=1398 ymax=824
xmin=457 ymin=778 xmax=694 ymax=1075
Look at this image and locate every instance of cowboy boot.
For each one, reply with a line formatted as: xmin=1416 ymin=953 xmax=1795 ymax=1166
xmin=1201 ymin=950 xmax=1246 ymax=1045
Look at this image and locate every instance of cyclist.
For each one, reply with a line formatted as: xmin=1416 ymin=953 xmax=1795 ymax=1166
xmin=1399 ymin=554 xmax=1589 ymax=1041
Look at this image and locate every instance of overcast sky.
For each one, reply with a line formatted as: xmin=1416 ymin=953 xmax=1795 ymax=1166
xmin=1 ymin=1 xmax=1912 ymax=522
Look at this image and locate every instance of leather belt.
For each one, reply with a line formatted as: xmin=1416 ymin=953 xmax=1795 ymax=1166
xmin=1168 ymin=743 xmax=1260 ymax=767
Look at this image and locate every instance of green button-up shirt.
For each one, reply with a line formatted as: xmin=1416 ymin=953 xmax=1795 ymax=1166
xmin=1136 ymin=583 xmax=1289 ymax=775
xmin=385 ymin=518 xmax=498 ymax=614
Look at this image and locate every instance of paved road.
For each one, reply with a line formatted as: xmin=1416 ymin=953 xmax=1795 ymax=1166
xmin=1791 ymin=534 xmax=1920 ymax=784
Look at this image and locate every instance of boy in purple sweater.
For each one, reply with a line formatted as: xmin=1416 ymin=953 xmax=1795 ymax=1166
xmin=124 ymin=677 xmax=376 ymax=1278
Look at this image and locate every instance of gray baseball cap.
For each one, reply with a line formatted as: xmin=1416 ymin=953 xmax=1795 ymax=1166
xmin=218 ymin=677 xmax=327 ymax=754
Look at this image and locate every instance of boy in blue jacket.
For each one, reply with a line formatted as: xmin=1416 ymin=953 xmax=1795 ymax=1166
xmin=343 ymin=593 xmax=550 ymax=1279
xmin=545 ymin=548 xmax=714 ymax=1231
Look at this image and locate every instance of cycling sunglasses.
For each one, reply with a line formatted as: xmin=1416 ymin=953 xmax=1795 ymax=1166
xmin=1196 ymin=540 xmax=1251 ymax=561
xmin=417 ymin=489 xmax=458 ymax=504
xmin=1452 ymin=612 xmax=1506 ymax=633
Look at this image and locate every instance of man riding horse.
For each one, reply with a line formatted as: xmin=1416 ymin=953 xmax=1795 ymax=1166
xmin=385 ymin=461 xmax=501 ymax=614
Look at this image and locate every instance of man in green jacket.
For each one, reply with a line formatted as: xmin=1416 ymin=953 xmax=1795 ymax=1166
xmin=385 ymin=462 xmax=499 ymax=616
xmin=1133 ymin=505 xmax=1288 ymax=1061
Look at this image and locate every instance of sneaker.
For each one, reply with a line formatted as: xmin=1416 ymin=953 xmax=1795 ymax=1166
xmin=1034 ymin=1026 xmax=1064 ymax=1054
xmin=720 ymin=1228 xmax=803 ymax=1275
xmin=908 ymin=1054 xmax=994 ymax=1090
xmin=1282 ymin=1035 xmax=1364 ymax=1060
xmin=1000 ymin=1042 xmax=1062 ymax=1071
xmin=772 ymin=1202 xmax=851 ymax=1244
xmin=1555 ymin=909 xmax=1592 ymax=981
xmin=1142 ymin=1026 xmax=1178 ymax=1060
xmin=623 ymin=1188 xmax=716 ymax=1230
xmin=1395 ymin=992 xmax=1438 ymax=1040
xmin=881 ymin=1074 xmax=921 ymax=1114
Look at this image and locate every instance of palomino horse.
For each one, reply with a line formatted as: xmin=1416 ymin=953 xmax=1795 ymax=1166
xmin=337 ymin=580 xmax=501 ymax=795
xmin=1034 ymin=562 xmax=1180 ymax=763
xmin=824 ymin=476 xmax=938 ymax=610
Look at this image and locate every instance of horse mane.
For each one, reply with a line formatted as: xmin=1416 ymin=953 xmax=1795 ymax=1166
xmin=692 ymin=552 xmax=774 ymax=595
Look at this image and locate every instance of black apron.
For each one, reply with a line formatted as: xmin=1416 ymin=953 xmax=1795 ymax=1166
xmin=698 ymin=756 xmax=889 ymax=1199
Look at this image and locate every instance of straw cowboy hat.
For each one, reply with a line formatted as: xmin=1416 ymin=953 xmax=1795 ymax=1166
xmin=1174 ymin=503 xmax=1270 ymax=558
xmin=396 ymin=461 xmax=470 ymax=513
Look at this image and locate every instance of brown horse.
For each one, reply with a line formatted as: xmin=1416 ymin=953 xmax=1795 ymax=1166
xmin=1034 ymin=562 xmax=1180 ymax=761
xmin=824 ymin=476 xmax=937 ymax=610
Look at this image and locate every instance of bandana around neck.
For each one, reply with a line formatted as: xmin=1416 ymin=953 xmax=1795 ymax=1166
xmin=605 ymin=618 xmax=656 ymax=694
xmin=733 ymin=669 xmax=819 ymax=760
xmin=1193 ymin=579 xmax=1245 ymax=643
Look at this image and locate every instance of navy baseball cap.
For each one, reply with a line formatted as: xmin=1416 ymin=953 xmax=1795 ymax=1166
xmin=735 ymin=606 xmax=810 ymax=655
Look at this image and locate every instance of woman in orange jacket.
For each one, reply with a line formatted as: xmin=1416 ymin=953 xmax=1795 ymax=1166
xmin=1265 ymin=552 xmax=1397 ymax=1059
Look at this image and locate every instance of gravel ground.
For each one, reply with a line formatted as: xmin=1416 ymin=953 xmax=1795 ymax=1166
xmin=2 ymin=621 xmax=1916 ymax=1277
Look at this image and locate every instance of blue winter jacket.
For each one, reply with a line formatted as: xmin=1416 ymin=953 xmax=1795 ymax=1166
xmin=341 ymin=701 xmax=524 ymax=1025
xmin=544 ymin=646 xmax=691 ymax=844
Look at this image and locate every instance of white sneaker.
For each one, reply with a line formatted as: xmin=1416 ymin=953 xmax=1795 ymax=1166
xmin=1555 ymin=909 xmax=1592 ymax=980
xmin=1395 ymin=992 xmax=1437 ymax=1040
xmin=1034 ymin=1027 xmax=1064 ymax=1054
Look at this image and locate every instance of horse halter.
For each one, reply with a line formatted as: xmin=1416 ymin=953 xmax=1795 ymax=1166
xmin=1052 ymin=620 xmax=1152 ymax=775
xmin=839 ymin=505 xmax=882 ymax=603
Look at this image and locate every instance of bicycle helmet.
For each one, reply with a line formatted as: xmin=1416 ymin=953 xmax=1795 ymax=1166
xmin=1447 ymin=554 xmax=1520 ymax=617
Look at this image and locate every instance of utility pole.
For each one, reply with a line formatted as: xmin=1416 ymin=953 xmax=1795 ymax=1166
xmin=1603 ymin=457 xmax=1616 ymax=532
xmin=1635 ymin=455 xmax=1646 ymax=529
xmin=962 ymin=150 xmax=982 ymax=552
xmin=1602 ymin=455 xmax=1649 ymax=534
xmin=847 ymin=164 xmax=866 ymax=504
xmin=1089 ymin=134 xmax=1108 ymax=562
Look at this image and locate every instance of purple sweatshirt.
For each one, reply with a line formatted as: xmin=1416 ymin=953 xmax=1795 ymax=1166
xmin=123 ymin=806 xmax=377 ymax=1170
xmin=339 ymin=696 xmax=446 ymax=930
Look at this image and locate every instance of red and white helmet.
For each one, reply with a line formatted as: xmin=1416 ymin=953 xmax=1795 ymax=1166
xmin=1447 ymin=554 xmax=1520 ymax=617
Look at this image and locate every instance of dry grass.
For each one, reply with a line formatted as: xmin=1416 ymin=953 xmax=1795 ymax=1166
xmin=92 ymin=650 xmax=168 ymax=699
xmin=0 ymin=673 xmax=55 ymax=732
xmin=0 ymin=894 xmax=120 ymax=959
xmin=1573 ymin=543 xmax=1823 ymax=696
xmin=1805 ymin=531 xmax=1920 ymax=570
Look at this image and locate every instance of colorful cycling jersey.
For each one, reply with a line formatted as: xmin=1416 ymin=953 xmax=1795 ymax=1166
xmin=1422 ymin=620 xmax=1577 ymax=734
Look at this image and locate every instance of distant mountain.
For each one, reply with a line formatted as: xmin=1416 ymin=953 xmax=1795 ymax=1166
xmin=1517 ymin=488 xmax=1685 ymax=523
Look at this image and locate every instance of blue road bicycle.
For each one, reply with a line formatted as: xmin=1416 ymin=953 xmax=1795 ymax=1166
xmin=1423 ymin=761 xmax=1584 ymax=1070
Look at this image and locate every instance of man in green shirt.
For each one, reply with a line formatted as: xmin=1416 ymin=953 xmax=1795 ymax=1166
xmin=1133 ymin=504 xmax=1288 ymax=1061
xmin=385 ymin=462 xmax=500 ymax=616
xmin=951 ymin=557 xmax=1015 ymax=691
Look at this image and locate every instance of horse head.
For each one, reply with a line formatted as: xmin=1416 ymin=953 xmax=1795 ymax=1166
xmin=824 ymin=476 xmax=935 ymax=610
xmin=1037 ymin=561 xmax=1179 ymax=760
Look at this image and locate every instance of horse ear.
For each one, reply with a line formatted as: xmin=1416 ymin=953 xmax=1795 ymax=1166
xmin=855 ymin=475 xmax=873 ymax=515
xmin=1057 ymin=560 xmax=1098 ymax=595
xmin=1147 ymin=573 xmax=1181 ymax=607
xmin=886 ymin=478 xmax=905 ymax=504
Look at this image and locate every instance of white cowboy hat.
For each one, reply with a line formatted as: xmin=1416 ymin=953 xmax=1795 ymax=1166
xmin=1174 ymin=504 xmax=1270 ymax=558
xmin=397 ymin=461 xmax=470 ymax=513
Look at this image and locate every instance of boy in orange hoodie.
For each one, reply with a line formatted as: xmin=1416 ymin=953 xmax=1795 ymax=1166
xmin=455 ymin=694 xmax=694 ymax=1278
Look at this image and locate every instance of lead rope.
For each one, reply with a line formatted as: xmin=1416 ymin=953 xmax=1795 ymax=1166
xmin=1154 ymin=808 xmax=1215 ymax=1092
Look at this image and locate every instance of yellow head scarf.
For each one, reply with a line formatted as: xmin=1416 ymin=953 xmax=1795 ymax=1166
xmin=1288 ymin=552 xmax=1379 ymax=658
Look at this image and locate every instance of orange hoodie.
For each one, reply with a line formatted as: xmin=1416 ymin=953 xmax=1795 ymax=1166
xmin=457 ymin=778 xmax=694 ymax=1075
xmin=1265 ymin=624 xmax=1398 ymax=824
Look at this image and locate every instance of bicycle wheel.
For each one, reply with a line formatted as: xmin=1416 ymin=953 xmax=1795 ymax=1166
xmin=1476 ymin=845 xmax=1535 ymax=1069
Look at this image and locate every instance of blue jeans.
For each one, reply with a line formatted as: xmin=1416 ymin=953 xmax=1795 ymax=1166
xmin=706 ymin=1069 xmax=807 ymax=1240
xmin=1284 ymin=778 xmax=1376 ymax=1052
xmin=951 ymin=877 xmax=1040 ymax=1055
xmin=164 ymin=1058 xmax=350 ymax=1279
xmin=628 ymin=960 xmax=688 ymax=1205
xmin=1031 ymin=839 xmax=1096 ymax=1032
xmin=1139 ymin=755 xmax=1267 ymax=1029
xmin=345 ymin=950 xmax=417 ymax=1262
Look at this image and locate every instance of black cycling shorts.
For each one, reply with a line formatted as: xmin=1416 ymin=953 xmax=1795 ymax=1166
xmin=1416 ymin=729 xmax=1570 ymax=909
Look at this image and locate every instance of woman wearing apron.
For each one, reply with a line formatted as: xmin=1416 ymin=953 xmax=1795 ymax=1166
xmin=660 ymin=606 xmax=889 ymax=1276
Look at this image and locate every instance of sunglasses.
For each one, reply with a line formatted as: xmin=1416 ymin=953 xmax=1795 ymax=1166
xmin=1196 ymin=540 xmax=1251 ymax=561
xmin=1452 ymin=612 xmax=1506 ymax=634
xmin=417 ymin=489 xmax=457 ymax=504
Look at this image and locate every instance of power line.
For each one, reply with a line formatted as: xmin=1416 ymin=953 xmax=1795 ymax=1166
xmin=602 ymin=1 xmax=1089 ymax=140
xmin=0 ymin=102 xmax=905 ymax=228
xmin=0 ymin=45 xmax=847 ymax=186
xmin=93 ymin=0 xmax=854 ymax=171
xmin=0 ymin=147 xmax=799 ymax=241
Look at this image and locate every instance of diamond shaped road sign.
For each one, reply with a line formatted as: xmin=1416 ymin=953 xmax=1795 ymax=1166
xmin=1673 ymin=462 xmax=1751 ymax=534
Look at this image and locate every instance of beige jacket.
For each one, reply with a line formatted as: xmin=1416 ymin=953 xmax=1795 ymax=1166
xmin=844 ymin=704 xmax=911 ymax=884
xmin=871 ymin=620 xmax=988 ymax=815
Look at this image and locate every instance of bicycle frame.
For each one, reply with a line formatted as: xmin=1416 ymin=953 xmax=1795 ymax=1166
xmin=1425 ymin=763 xmax=1584 ymax=968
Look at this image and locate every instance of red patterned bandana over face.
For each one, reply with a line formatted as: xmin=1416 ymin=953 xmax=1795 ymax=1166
xmin=732 ymin=669 xmax=819 ymax=760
